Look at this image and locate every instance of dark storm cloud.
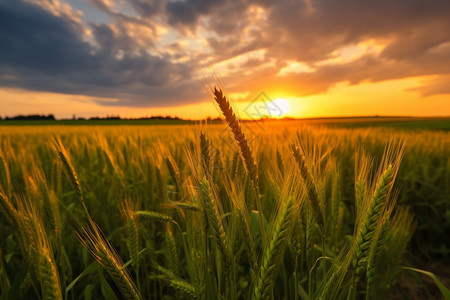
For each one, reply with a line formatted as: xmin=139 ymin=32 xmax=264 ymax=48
xmin=264 ymin=0 xmax=450 ymax=62
xmin=129 ymin=0 xmax=163 ymax=17
xmin=0 ymin=0 xmax=201 ymax=106
xmin=1 ymin=0 xmax=449 ymax=108
xmin=174 ymin=0 xmax=450 ymax=95
xmin=0 ymin=0 xmax=96 ymax=72
xmin=166 ymin=0 xmax=223 ymax=30
xmin=251 ymin=0 xmax=450 ymax=96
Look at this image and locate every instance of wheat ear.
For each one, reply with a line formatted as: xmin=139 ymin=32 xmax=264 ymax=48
xmin=0 ymin=150 xmax=12 ymax=197
xmin=253 ymin=197 xmax=296 ymax=300
xmin=39 ymin=250 xmax=63 ymax=300
xmin=165 ymin=224 xmax=179 ymax=276
xmin=200 ymin=132 xmax=211 ymax=174
xmin=212 ymin=87 xmax=266 ymax=247
xmin=155 ymin=265 xmax=200 ymax=299
xmin=198 ymin=178 xmax=231 ymax=268
xmin=52 ymin=138 xmax=89 ymax=215
xmin=291 ymin=144 xmax=324 ymax=230
xmin=170 ymin=201 xmax=200 ymax=212
xmin=352 ymin=166 xmax=393 ymax=272
xmin=120 ymin=199 xmax=140 ymax=288
xmin=213 ymin=88 xmax=258 ymax=190
xmin=348 ymin=165 xmax=394 ymax=299
xmin=0 ymin=188 xmax=18 ymax=227
xmin=135 ymin=210 xmax=174 ymax=223
xmin=77 ymin=221 xmax=142 ymax=300
xmin=165 ymin=155 xmax=181 ymax=199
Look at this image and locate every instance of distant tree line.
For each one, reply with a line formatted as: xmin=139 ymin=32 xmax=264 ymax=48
xmin=87 ymin=115 xmax=184 ymax=121
xmin=1 ymin=114 xmax=55 ymax=120
xmin=0 ymin=114 xmax=224 ymax=122
xmin=0 ymin=114 xmax=188 ymax=121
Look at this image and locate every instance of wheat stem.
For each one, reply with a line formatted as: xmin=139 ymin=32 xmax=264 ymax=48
xmin=213 ymin=87 xmax=266 ymax=249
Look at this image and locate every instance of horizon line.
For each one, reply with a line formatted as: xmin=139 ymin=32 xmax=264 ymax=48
xmin=1 ymin=114 xmax=450 ymax=122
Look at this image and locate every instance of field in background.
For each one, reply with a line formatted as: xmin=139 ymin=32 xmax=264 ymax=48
xmin=1 ymin=116 xmax=450 ymax=131
xmin=0 ymin=119 xmax=449 ymax=299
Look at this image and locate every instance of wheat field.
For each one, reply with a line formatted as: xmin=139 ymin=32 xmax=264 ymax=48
xmin=0 ymin=93 xmax=449 ymax=299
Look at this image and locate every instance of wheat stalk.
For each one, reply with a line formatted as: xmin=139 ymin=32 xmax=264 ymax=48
xmin=291 ymin=144 xmax=324 ymax=231
xmin=77 ymin=221 xmax=142 ymax=300
xmin=165 ymin=155 xmax=181 ymax=200
xmin=366 ymin=218 xmax=389 ymax=299
xmin=169 ymin=201 xmax=200 ymax=212
xmin=253 ymin=197 xmax=296 ymax=300
xmin=155 ymin=265 xmax=200 ymax=299
xmin=198 ymin=177 xmax=231 ymax=269
xmin=135 ymin=210 xmax=174 ymax=223
xmin=213 ymin=88 xmax=258 ymax=191
xmin=52 ymin=138 xmax=89 ymax=216
xmin=348 ymin=165 xmax=394 ymax=299
xmin=120 ymin=198 xmax=140 ymax=288
xmin=200 ymin=132 xmax=211 ymax=174
xmin=212 ymin=87 xmax=266 ymax=247
xmin=13 ymin=195 xmax=63 ymax=300
xmin=165 ymin=225 xmax=179 ymax=276
xmin=0 ymin=149 xmax=12 ymax=197
xmin=39 ymin=250 xmax=63 ymax=300
xmin=0 ymin=188 xmax=18 ymax=227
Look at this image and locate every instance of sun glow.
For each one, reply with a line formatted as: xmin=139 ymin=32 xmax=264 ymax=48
xmin=272 ymin=98 xmax=291 ymax=117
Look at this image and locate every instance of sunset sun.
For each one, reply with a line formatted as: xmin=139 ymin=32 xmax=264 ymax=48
xmin=272 ymin=98 xmax=291 ymax=117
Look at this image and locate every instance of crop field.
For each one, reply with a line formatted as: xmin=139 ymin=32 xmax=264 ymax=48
xmin=0 ymin=98 xmax=449 ymax=299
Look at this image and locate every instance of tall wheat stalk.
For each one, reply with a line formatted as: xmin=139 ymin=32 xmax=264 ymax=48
xmin=253 ymin=197 xmax=296 ymax=300
xmin=291 ymin=144 xmax=324 ymax=231
xmin=212 ymin=87 xmax=266 ymax=247
xmin=348 ymin=142 xmax=404 ymax=299
xmin=77 ymin=221 xmax=142 ymax=300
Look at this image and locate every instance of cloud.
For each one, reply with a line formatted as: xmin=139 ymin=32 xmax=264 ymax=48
xmin=0 ymin=0 xmax=203 ymax=106
xmin=0 ymin=0 xmax=449 ymax=110
xmin=220 ymin=0 xmax=450 ymax=97
xmin=128 ymin=0 xmax=162 ymax=17
xmin=408 ymin=75 xmax=450 ymax=97
xmin=165 ymin=0 xmax=223 ymax=31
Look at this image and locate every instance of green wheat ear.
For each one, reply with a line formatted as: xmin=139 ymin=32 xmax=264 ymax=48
xmin=120 ymin=198 xmax=140 ymax=287
xmin=155 ymin=265 xmax=200 ymax=299
xmin=349 ymin=165 xmax=395 ymax=299
xmin=353 ymin=166 xmax=393 ymax=267
xmin=253 ymin=197 xmax=296 ymax=300
xmin=198 ymin=177 xmax=231 ymax=268
xmin=165 ymin=224 xmax=179 ymax=276
xmin=291 ymin=144 xmax=324 ymax=230
xmin=200 ymin=132 xmax=211 ymax=174
xmin=135 ymin=210 xmax=174 ymax=223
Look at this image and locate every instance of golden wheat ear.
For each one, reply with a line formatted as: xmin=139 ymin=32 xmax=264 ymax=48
xmin=51 ymin=137 xmax=91 ymax=219
xmin=212 ymin=88 xmax=258 ymax=191
xmin=212 ymin=87 xmax=267 ymax=247
xmin=77 ymin=221 xmax=142 ymax=300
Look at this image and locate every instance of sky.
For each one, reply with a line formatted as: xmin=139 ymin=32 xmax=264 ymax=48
xmin=0 ymin=0 xmax=449 ymax=119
